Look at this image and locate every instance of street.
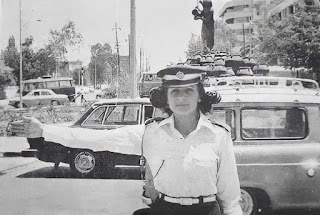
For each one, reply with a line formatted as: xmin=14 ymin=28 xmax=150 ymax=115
xmin=0 ymin=137 xmax=146 ymax=215
xmin=0 ymin=156 xmax=146 ymax=215
xmin=1 ymin=137 xmax=319 ymax=215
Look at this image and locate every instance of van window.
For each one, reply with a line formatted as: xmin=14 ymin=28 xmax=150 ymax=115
xmin=35 ymin=82 xmax=45 ymax=89
xmin=241 ymin=108 xmax=307 ymax=139
xmin=47 ymin=81 xmax=59 ymax=88
xmin=59 ymin=80 xmax=72 ymax=87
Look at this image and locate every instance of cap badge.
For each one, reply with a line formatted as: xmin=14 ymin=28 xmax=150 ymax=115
xmin=176 ymin=71 xmax=184 ymax=79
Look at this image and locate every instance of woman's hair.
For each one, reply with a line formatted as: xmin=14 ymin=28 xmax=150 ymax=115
xmin=150 ymin=82 xmax=221 ymax=115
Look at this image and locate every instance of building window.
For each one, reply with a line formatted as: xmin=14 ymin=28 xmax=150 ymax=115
xmin=278 ymin=12 xmax=282 ymax=20
xmin=234 ymin=17 xmax=250 ymax=23
xmin=305 ymin=0 xmax=314 ymax=5
xmin=289 ymin=5 xmax=294 ymax=14
xmin=226 ymin=18 xmax=234 ymax=24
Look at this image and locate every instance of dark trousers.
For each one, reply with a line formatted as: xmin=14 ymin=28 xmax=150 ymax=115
xmin=133 ymin=198 xmax=221 ymax=215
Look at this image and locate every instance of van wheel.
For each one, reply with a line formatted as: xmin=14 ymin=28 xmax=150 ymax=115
xmin=51 ymin=100 xmax=59 ymax=106
xmin=240 ymin=188 xmax=256 ymax=215
xmin=240 ymin=188 xmax=272 ymax=215
xmin=70 ymin=150 xmax=100 ymax=178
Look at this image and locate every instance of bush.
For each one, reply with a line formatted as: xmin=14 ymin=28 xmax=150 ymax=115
xmin=0 ymin=88 xmax=6 ymax=100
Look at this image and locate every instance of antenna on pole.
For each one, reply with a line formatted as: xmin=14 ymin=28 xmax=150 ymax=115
xmin=113 ymin=22 xmax=121 ymax=98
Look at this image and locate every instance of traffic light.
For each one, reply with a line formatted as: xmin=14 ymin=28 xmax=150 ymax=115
xmin=192 ymin=6 xmax=203 ymax=20
xmin=81 ymin=67 xmax=84 ymax=76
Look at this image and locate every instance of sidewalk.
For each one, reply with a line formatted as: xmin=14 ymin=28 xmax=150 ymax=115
xmin=0 ymin=137 xmax=29 ymax=156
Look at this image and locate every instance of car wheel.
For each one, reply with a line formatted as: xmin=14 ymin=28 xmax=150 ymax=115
xmin=51 ymin=100 xmax=60 ymax=106
xmin=240 ymin=188 xmax=272 ymax=215
xmin=70 ymin=150 xmax=100 ymax=178
xmin=15 ymin=102 xmax=26 ymax=108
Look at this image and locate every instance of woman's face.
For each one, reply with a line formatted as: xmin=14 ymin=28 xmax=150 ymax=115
xmin=167 ymin=84 xmax=200 ymax=115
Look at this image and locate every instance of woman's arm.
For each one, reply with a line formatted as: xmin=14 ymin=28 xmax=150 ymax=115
xmin=21 ymin=116 xmax=145 ymax=155
xmin=216 ymin=132 xmax=243 ymax=215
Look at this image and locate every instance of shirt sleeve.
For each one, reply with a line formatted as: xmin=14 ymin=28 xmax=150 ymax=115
xmin=216 ymin=131 xmax=243 ymax=215
xmin=41 ymin=124 xmax=145 ymax=155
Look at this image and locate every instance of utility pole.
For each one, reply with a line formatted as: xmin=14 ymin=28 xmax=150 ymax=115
xmin=243 ymin=23 xmax=246 ymax=57
xmin=19 ymin=0 xmax=23 ymax=109
xmin=130 ymin=0 xmax=137 ymax=98
xmin=113 ymin=22 xmax=121 ymax=97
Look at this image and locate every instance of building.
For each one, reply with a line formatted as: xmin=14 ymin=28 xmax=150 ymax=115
xmin=219 ymin=0 xmax=266 ymax=51
xmin=219 ymin=0 xmax=320 ymax=53
xmin=267 ymin=0 xmax=320 ymax=21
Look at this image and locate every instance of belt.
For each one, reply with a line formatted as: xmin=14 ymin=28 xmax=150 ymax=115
xmin=159 ymin=193 xmax=216 ymax=206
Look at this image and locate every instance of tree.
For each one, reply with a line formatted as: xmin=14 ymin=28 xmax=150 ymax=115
xmin=3 ymin=36 xmax=19 ymax=82
xmin=255 ymin=5 xmax=320 ymax=79
xmin=185 ymin=34 xmax=203 ymax=58
xmin=48 ymin=21 xmax=83 ymax=75
xmin=214 ymin=20 xmax=237 ymax=52
xmin=88 ymin=43 xmax=116 ymax=87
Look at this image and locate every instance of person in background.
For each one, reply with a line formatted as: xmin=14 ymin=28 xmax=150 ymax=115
xmin=22 ymin=65 xmax=242 ymax=215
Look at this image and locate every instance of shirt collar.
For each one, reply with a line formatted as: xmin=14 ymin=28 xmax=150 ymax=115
xmin=157 ymin=111 xmax=217 ymax=135
xmin=197 ymin=111 xmax=217 ymax=134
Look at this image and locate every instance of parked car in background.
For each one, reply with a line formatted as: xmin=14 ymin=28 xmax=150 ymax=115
xmin=21 ymin=76 xmax=76 ymax=101
xmin=236 ymin=67 xmax=254 ymax=76
xmin=9 ymin=89 xmax=69 ymax=108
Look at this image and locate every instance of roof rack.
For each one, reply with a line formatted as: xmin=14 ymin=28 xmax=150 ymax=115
xmin=204 ymin=76 xmax=319 ymax=91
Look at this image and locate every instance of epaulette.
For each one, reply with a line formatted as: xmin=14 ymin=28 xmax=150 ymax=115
xmin=209 ymin=120 xmax=231 ymax=132
xmin=145 ymin=117 xmax=166 ymax=126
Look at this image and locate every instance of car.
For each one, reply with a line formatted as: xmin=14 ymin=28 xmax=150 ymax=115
xmin=23 ymin=98 xmax=166 ymax=177
xmin=225 ymin=67 xmax=235 ymax=76
xmin=236 ymin=67 xmax=254 ymax=76
xmin=19 ymin=83 xmax=320 ymax=215
xmin=9 ymin=89 xmax=69 ymax=108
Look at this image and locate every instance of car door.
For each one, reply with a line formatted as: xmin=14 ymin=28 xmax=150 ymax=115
xmin=25 ymin=91 xmax=41 ymax=107
xmin=40 ymin=90 xmax=53 ymax=106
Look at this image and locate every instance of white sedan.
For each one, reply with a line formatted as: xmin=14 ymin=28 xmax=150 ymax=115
xmin=9 ymin=89 xmax=69 ymax=108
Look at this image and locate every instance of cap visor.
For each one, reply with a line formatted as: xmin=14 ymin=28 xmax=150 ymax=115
xmin=162 ymin=82 xmax=199 ymax=88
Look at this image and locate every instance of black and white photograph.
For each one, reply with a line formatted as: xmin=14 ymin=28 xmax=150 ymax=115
xmin=1 ymin=0 xmax=320 ymax=214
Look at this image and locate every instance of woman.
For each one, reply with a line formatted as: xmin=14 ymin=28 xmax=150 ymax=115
xmin=135 ymin=66 xmax=242 ymax=215
xmin=21 ymin=65 xmax=242 ymax=215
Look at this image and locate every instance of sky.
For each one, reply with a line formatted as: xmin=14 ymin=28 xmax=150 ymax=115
xmin=0 ymin=0 xmax=228 ymax=72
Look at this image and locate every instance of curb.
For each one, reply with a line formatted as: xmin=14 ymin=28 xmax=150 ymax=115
xmin=0 ymin=152 xmax=21 ymax=158
xmin=0 ymin=149 xmax=38 ymax=158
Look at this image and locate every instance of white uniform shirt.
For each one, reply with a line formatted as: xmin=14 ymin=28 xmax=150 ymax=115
xmin=143 ymin=112 xmax=242 ymax=215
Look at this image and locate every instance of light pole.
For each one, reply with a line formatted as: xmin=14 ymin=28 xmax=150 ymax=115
xmin=19 ymin=0 xmax=23 ymax=109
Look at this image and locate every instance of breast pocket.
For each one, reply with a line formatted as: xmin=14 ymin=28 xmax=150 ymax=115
xmin=184 ymin=143 xmax=220 ymax=168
